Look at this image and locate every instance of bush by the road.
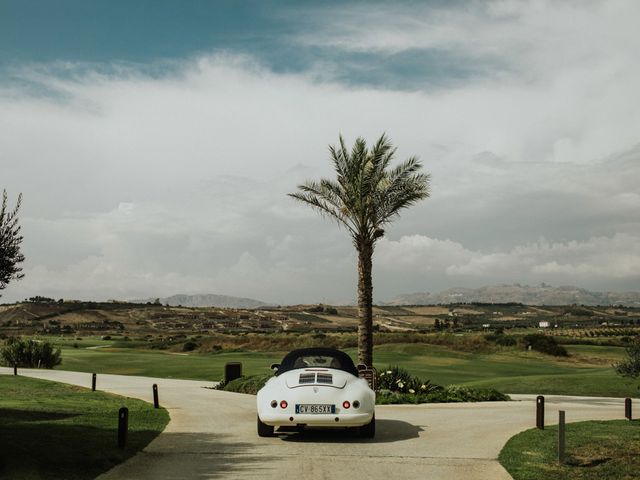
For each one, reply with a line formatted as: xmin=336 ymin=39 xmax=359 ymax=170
xmin=377 ymin=385 xmax=510 ymax=404
xmin=217 ymin=373 xmax=273 ymax=394
xmin=375 ymin=365 xmax=509 ymax=403
xmin=0 ymin=337 xmax=62 ymax=368
xmin=376 ymin=365 xmax=440 ymax=394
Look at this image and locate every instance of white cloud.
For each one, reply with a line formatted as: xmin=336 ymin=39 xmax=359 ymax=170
xmin=1 ymin=1 xmax=639 ymax=302
xmin=296 ymin=1 xmax=640 ymax=77
xmin=376 ymin=233 xmax=640 ymax=293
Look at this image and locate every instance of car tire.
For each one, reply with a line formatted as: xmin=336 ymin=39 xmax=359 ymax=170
xmin=359 ymin=414 xmax=375 ymax=438
xmin=257 ymin=415 xmax=275 ymax=437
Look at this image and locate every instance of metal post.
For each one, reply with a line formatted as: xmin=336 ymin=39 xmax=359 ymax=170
xmin=92 ymin=373 xmax=97 ymax=391
xmin=118 ymin=407 xmax=128 ymax=449
xmin=153 ymin=384 xmax=159 ymax=409
xmin=625 ymin=398 xmax=632 ymax=421
xmin=13 ymin=365 xmax=17 ymax=376
xmin=536 ymin=395 xmax=545 ymax=429
xmin=558 ymin=410 xmax=566 ymax=464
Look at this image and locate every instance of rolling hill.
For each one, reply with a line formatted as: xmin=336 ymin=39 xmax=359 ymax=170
xmin=134 ymin=293 xmax=270 ymax=309
xmin=387 ymin=284 xmax=640 ymax=306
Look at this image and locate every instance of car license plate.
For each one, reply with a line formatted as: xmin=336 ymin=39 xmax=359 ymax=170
xmin=295 ymin=404 xmax=335 ymax=414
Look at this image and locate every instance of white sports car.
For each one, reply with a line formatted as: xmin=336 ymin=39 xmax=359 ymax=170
xmin=256 ymin=347 xmax=376 ymax=438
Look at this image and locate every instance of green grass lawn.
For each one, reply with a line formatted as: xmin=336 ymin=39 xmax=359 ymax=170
xmin=48 ymin=341 xmax=640 ymax=397
xmin=499 ymin=420 xmax=640 ymax=480
xmin=0 ymin=375 xmax=169 ymax=480
xmin=367 ymin=344 xmax=638 ymax=398
xmin=57 ymin=347 xmax=282 ymax=381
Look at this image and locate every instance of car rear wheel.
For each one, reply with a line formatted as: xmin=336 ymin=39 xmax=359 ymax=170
xmin=359 ymin=414 xmax=375 ymax=438
xmin=257 ymin=415 xmax=275 ymax=437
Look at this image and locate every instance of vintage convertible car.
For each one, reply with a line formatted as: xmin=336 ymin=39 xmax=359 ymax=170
xmin=256 ymin=347 xmax=375 ymax=437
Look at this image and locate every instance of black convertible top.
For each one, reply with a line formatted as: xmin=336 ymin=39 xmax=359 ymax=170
xmin=276 ymin=347 xmax=359 ymax=376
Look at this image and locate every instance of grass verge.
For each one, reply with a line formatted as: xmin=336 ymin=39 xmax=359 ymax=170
xmin=0 ymin=375 xmax=169 ymax=480
xmin=499 ymin=420 xmax=640 ymax=480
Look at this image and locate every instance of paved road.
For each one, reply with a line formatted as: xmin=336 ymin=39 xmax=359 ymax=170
xmin=1 ymin=367 xmax=634 ymax=480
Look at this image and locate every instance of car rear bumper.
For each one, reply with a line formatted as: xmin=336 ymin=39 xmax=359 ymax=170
xmin=259 ymin=411 xmax=373 ymax=427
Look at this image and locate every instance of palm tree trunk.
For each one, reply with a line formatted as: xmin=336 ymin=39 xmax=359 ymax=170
xmin=357 ymin=242 xmax=374 ymax=367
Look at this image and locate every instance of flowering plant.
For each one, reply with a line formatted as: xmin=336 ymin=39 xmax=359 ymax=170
xmin=376 ymin=365 xmax=439 ymax=394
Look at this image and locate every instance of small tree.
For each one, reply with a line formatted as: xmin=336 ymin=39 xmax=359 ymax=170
xmin=616 ymin=336 xmax=640 ymax=381
xmin=0 ymin=190 xmax=25 ymax=296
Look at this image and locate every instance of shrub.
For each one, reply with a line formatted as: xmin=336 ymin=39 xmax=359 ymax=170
xmin=438 ymin=385 xmax=509 ymax=402
xmin=1 ymin=337 xmax=62 ymax=368
xmin=522 ymin=334 xmax=568 ymax=356
xmin=217 ymin=373 xmax=272 ymax=394
xmin=376 ymin=386 xmax=509 ymax=404
xmin=377 ymin=365 xmax=414 ymax=392
xmin=377 ymin=365 xmax=440 ymax=394
xmin=484 ymin=333 xmax=517 ymax=346
xmin=182 ymin=340 xmax=198 ymax=352
xmin=495 ymin=335 xmax=517 ymax=347
xmin=615 ymin=336 xmax=640 ymax=379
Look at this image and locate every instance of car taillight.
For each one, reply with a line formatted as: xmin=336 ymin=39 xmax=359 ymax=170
xmin=280 ymin=400 xmax=288 ymax=409
xmin=270 ymin=400 xmax=277 ymax=408
xmin=342 ymin=401 xmax=351 ymax=409
xmin=353 ymin=400 xmax=360 ymax=409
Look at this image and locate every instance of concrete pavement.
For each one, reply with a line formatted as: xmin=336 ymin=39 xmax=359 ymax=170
xmin=1 ymin=367 xmax=634 ymax=480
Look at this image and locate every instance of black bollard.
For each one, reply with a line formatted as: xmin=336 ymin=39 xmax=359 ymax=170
xmin=625 ymin=398 xmax=632 ymax=421
xmin=118 ymin=407 xmax=128 ymax=449
xmin=92 ymin=373 xmax=97 ymax=391
xmin=13 ymin=365 xmax=17 ymax=376
xmin=536 ymin=395 xmax=545 ymax=429
xmin=558 ymin=411 xmax=566 ymax=464
xmin=153 ymin=384 xmax=159 ymax=409
xmin=224 ymin=362 xmax=242 ymax=384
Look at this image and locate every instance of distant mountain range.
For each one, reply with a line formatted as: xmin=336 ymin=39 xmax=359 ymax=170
xmin=134 ymin=294 xmax=270 ymax=309
xmin=133 ymin=284 xmax=640 ymax=309
xmin=386 ymin=284 xmax=640 ymax=307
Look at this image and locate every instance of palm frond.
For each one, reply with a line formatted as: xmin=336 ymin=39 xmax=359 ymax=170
xmin=289 ymin=134 xmax=430 ymax=244
xmin=288 ymin=180 xmax=358 ymax=235
xmin=374 ymin=170 xmax=431 ymax=226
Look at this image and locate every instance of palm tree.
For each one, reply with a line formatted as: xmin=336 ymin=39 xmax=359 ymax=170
xmin=289 ymin=134 xmax=430 ymax=366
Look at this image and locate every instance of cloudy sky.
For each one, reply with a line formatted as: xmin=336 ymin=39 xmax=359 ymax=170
xmin=1 ymin=0 xmax=639 ymax=304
